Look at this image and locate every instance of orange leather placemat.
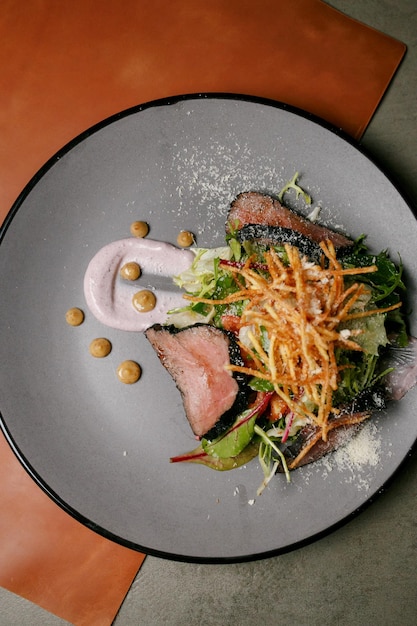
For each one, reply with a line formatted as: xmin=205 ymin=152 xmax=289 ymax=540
xmin=0 ymin=0 xmax=406 ymax=217
xmin=0 ymin=435 xmax=145 ymax=626
xmin=0 ymin=1 xmax=406 ymax=624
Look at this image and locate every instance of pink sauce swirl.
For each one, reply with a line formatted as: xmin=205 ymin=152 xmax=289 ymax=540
xmin=83 ymin=238 xmax=193 ymax=331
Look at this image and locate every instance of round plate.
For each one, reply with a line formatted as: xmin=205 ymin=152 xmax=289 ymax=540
xmin=1 ymin=94 xmax=416 ymax=562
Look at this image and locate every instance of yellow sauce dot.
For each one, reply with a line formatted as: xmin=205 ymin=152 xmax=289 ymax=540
xmin=120 ymin=261 xmax=141 ymax=281
xmin=177 ymin=230 xmax=194 ymax=247
xmin=130 ymin=221 xmax=149 ymax=238
xmin=132 ymin=290 xmax=156 ymax=312
xmin=89 ymin=338 xmax=112 ymax=358
xmin=65 ymin=307 xmax=84 ymax=326
xmin=117 ymin=360 xmax=141 ymax=384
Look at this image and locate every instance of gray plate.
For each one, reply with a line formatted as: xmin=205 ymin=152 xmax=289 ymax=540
xmin=1 ymin=94 xmax=416 ymax=562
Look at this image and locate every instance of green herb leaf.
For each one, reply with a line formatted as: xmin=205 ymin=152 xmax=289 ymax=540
xmin=170 ymin=441 xmax=259 ymax=471
xmin=249 ymin=377 xmax=275 ymax=392
xmin=202 ymin=411 xmax=257 ymax=458
xmin=228 ymin=237 xmax=243 ymax=262
xmin=254 ymin=425 xmax=290 ymax=484
xmin=277 ymin=172 xmax=312 ymax=205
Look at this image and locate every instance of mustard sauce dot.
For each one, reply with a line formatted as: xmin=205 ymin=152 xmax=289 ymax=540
xmin=117 ymin=360 xmax=141 ymax=384
xmin=89 ymin=338 xmax=112 ymax=358
xmin=130 ymin=221 xmax=149 ymax=238
xmin=132 ymin=290 xmax=156 ymax=313
xmin=120 ymin=261 xmax=141 ymax=281
xmin=65 ymin=307 xmax=84 ymax=326
xmin=177 ymin=230 xmax=194 ymax=247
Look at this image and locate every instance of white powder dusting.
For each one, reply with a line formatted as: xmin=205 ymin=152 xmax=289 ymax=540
xmin=150 ymin=107 xmax=352 ymax=248
xmin=319 ymin=421 xmax=382 ymax=490
xmin=332 ymin=422 xmax=381 ymax=470
xmin=168 ymin=130 xmax=287 ymax=239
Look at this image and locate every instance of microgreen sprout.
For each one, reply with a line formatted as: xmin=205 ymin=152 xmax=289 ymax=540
xmin=254 ymin=424 xmax=290 ymax=494
xmin=278 ymin=171 xmax=312 ymax=205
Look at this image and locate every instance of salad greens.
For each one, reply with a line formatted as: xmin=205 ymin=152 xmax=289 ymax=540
xmin=168 ymin=175 xmax=408 ymax=494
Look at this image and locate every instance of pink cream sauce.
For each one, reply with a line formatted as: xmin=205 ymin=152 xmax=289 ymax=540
xmin=83 ymin=238 xmax=194 ymax=331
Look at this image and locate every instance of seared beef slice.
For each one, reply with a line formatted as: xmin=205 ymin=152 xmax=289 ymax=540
xmin=227 ymin=191 xmax=353 ymax=249
xmin=145 ymin=324 xmax=249 ymax=439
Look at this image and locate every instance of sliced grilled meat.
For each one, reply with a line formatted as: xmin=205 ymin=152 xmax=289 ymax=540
xmin=283 ymin=415 xmax=368 ymax=470
xmin=280 ymin=387 xmax=387 ymax=470
xmin=227 ymin=191 xmax=353 ymax=251
xmin=144 ymin=323 xmax=250 ymax=439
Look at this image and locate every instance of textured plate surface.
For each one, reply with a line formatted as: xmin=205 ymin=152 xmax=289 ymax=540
xmin=1 ymin=94 xmax=416 ymax=562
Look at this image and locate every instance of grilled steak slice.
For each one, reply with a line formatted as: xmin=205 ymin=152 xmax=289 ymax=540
xmin=282 ymin=416 xmax=368 ymax=470
xmin=280 ymin=387 xmax=387 ymax=470
xmin=227 ymin=191 xmax=353 ymax=250
xmin=144 ymin=323 xmax=250 ymax=439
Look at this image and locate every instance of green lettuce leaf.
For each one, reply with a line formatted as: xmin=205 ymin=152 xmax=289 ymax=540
xmin=170 ymin=441 xmax=259 ymax=471
xmin=202 ymin=411 xmax=257 ymax=459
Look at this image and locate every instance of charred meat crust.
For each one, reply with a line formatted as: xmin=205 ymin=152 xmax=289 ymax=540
xmin=235 ymin=223 xmax=324 ymax=261
xmin=196 ymin=323 xmax=251 ymax=441
xmin=203 ymin=335 xmax=250 ymax=442
xmin=144 ymin=323 xmax=250 ymax=440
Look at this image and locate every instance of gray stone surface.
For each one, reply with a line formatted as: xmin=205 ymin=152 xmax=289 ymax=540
xmin=1 ymin=1 xmax=416 ymax=625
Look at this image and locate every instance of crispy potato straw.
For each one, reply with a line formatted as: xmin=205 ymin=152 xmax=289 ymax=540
xmin=184 ymin=241 xmax=402 ymax=440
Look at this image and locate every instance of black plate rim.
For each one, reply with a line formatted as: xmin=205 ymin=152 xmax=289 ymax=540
xmin=1 ymin=92 xmax=416 ymax=563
